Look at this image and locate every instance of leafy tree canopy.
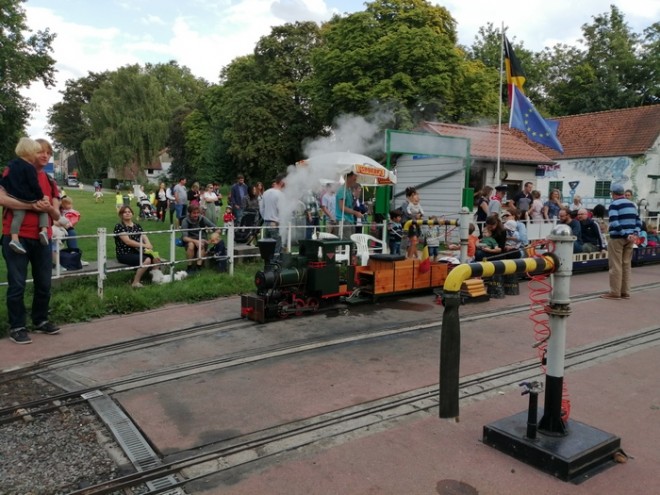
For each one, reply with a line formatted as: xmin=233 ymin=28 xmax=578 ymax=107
xmin=0 ymin=0 xmax=55 ymax=163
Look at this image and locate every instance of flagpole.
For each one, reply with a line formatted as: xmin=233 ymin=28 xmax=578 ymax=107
xmin=496 ymin=24 xmax=504 ymax=185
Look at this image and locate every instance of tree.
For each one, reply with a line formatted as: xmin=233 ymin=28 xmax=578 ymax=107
xmin=185 ymin=22 xmax=326 ymax=182
xmin=0 ymin=0 xmax=55 ymax=163
xmin=81 ymin=65 xmax=170 ymax=178
xmin=48 ymin=72 xmax=109 ymax=177
xmin=544 ymin=5 xmax=654 ymax=114
xmin=80 ymin=63 xmax=206 ymax=179
xmin=309 ymin=0 xmax=498 ymax=128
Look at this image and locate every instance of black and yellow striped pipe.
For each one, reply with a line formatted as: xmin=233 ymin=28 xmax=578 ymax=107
xmin=439 ymin=252 xmax=558 ymax=419
xmin=403 ymin=218 xmax=459 ymax=231
xmin=443 ymin=255 xmax=558 ymax=293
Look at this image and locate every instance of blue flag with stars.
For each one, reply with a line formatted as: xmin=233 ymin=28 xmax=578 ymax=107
xmin=509 ymin=85 xmax=563 ymax=153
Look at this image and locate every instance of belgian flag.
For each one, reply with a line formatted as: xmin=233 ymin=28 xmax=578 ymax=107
xmin=504 ymin=36 xmax=526 ymax=104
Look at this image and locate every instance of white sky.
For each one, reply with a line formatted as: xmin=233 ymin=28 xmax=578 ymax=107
xmin=21 ymin=0 xmax=659 ymax=141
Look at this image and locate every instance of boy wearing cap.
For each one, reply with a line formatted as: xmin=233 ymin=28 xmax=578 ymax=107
xmin=488 ymin=185 xmax=507 ymax=215
xmin=601 ymin=184 xmax=641 ymax=300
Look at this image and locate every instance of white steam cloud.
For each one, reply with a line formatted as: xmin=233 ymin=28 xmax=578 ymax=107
xmin=276 ymin=112 xmax=391 ymax=238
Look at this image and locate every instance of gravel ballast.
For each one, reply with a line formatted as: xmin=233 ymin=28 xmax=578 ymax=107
xmin=0 ymin=377 xmax=133 ymax=495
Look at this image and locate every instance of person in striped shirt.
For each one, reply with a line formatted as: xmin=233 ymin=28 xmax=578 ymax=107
xmin=600 ymin=183 xmax=642 ymax=300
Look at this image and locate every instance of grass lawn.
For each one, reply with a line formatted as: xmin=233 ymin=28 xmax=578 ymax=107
xmin=0 ymin=187 xmax=259 ymax=336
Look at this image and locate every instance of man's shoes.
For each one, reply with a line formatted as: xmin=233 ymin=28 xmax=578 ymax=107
xmin=9 ymin=240 xmax=26 ymax=254
xmin=39 ymin=230 xmax=49 ymax=246
xmin=10 ymin=328 xmax=32 ymax=344
xmin=621 ymin=293 xmax=631 ymax=299
xmin=599 ymin=293 xmax=621 ymax=300
xmin=34 ymin=321 xmax=61 ymax=335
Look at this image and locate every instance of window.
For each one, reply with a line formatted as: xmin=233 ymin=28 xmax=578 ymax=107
xmin=548 ymin=181 xmax=562 ymax=196
xmin=594 ymin=181 xmax=611 ymax=198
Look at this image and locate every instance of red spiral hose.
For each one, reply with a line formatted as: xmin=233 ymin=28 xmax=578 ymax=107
xmin=527 ymin=241 xmax=571 ymax=421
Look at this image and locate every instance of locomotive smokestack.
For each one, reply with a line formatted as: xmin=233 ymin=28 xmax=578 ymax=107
xmin=258 ymin=238 xmax=277 ymax=266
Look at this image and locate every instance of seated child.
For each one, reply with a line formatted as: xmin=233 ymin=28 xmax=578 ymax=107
xmin=504 ymin=219 xmax=522 ymax=251
xmin=477 ymin=229 xmax=498 ymax=250
xmin=647 ymin=225 xmax=659 ymax=247
xmin=59 ymin=197 xmax=81 ymax=249
xmin=424 ymin=216 xmax=442 ymax=262
xmin=208 ymin=231 xmax=228 ymax=272
xmin=387 ymin=209 xmax=403 ymax=255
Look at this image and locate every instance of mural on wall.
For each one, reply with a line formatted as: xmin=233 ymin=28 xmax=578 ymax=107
xmin=571 ymin=156 xmax=631 ymax=183
xmin=537 ymin=156 xmax=634 ymax=209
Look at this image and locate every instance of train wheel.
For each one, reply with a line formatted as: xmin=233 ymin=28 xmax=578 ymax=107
xmin=278 ymin=301 xmax=289 ymax=319
xmin=306 ymin=297 xmax=320 ymax=312
xmin=293 ymin=298 xmax=305 ymax=316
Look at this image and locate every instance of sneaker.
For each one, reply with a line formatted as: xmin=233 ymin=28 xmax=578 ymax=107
xmin=131 ymin=282 xmax=144 ymax=289
xmin=39 ymin=230 xmax=49 ymax=246
xmin=81 ymin=260 xmax=90 ymax=266
xmin=34 ymin=321 xmax=61 ymax=335
xmin=10 ymin=328 xmax=32 ymax=344
xmin=9 ymin=240 xmax=26 ymax=255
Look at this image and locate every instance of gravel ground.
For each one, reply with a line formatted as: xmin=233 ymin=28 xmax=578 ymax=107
xmin=0 ymin=376 xmax=134 ymax=495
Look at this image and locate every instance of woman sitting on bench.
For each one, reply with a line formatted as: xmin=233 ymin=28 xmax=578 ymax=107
xmin=114 ymin=205 xmax=155 ymax=288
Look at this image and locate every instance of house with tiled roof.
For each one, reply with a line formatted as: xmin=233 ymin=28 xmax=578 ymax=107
xmin=516 ymin=105 xmax=660 ymax=213
xmin=392 ymin=122 xmax=556 ymax=216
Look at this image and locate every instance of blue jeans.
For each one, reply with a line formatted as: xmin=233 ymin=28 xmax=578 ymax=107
xmin=175 ymin=204 xmax=187 ymax=220
xmin=66 ymin=227 xmax=79 ymax=250
xmin=2 ymin=236 xmax=53 ymax=330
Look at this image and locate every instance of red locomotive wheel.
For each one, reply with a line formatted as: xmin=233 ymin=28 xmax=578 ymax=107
xmin=306 ymin=297 xmax=320 ymax=312
xmin=293 ymin=298 xmax=305 ymax=316
xmin=277 ymin=301 xmax=290 ymax=319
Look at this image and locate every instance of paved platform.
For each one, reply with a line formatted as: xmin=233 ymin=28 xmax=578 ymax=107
xmin=1 ymin=264 xmax=659 ymax=495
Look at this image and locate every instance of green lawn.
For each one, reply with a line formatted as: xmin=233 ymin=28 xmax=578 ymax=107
xmin=0 ymin=188 xmax=258 ymax=336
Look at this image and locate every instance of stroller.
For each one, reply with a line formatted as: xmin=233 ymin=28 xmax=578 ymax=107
xmin=234 ymin=209 xmax=261 ymax=244
xmin=138 ymin=197 xmax=158 ymax=221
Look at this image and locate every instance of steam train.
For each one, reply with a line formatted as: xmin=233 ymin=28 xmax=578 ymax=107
xmin=241 ymin=236 xmax=455 ymax=323
xmin=240 ymin=233 xmax=660 ymax=323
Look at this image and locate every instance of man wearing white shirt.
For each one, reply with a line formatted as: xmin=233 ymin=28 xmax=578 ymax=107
xmin=260 ymin=173 xmax=286 ymax=256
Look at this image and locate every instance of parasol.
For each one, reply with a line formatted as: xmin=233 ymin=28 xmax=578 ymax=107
xmin=301 ymin=152 xmax=396 ymax=185
xmin=299 ymin=152 xmax=395 ymax=239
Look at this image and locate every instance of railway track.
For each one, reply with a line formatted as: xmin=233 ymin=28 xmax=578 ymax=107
xmin=66 ymin=323 xmax=660 ymax=495
xmin=3 ymin=281 xmax=660 ymax=425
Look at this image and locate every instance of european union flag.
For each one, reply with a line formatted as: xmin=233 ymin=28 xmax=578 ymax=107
xmin=509 ymin=86 xmax=563 ymax=153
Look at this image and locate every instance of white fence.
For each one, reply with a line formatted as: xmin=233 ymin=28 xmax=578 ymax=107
xmin=5 ymin=212 xmax=658 ymax=298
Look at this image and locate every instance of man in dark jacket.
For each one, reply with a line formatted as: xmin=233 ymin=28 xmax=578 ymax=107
xmin=577 ymin=208 xmax=605 ymax=253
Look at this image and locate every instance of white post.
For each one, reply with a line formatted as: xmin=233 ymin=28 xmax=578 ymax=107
xmin=538 ymin=224 xmax=574 ymax=435
xmin=97 ymin=227 xmax=107 ymax=299
xmin=169 ymin=227 xmax=176 ymax=275
xmin=381 ymin=220 xmax=389 ymax=254
xmin=459 ymin=207 xmax=470 ymax=262
xmin=227 ymin=223 xmax=235 ymax=275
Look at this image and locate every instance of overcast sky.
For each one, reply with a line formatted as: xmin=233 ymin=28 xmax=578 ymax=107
xmin=21 ymin=0 xmax=659 ymax=141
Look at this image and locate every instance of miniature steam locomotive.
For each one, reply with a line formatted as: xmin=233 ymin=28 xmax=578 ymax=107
xmin=240 ymin=238 xmax=354 ymax=323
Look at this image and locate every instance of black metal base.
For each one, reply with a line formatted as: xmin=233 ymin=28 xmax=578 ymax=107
xmin=483 ymin=410 xmax=621 ymax=482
